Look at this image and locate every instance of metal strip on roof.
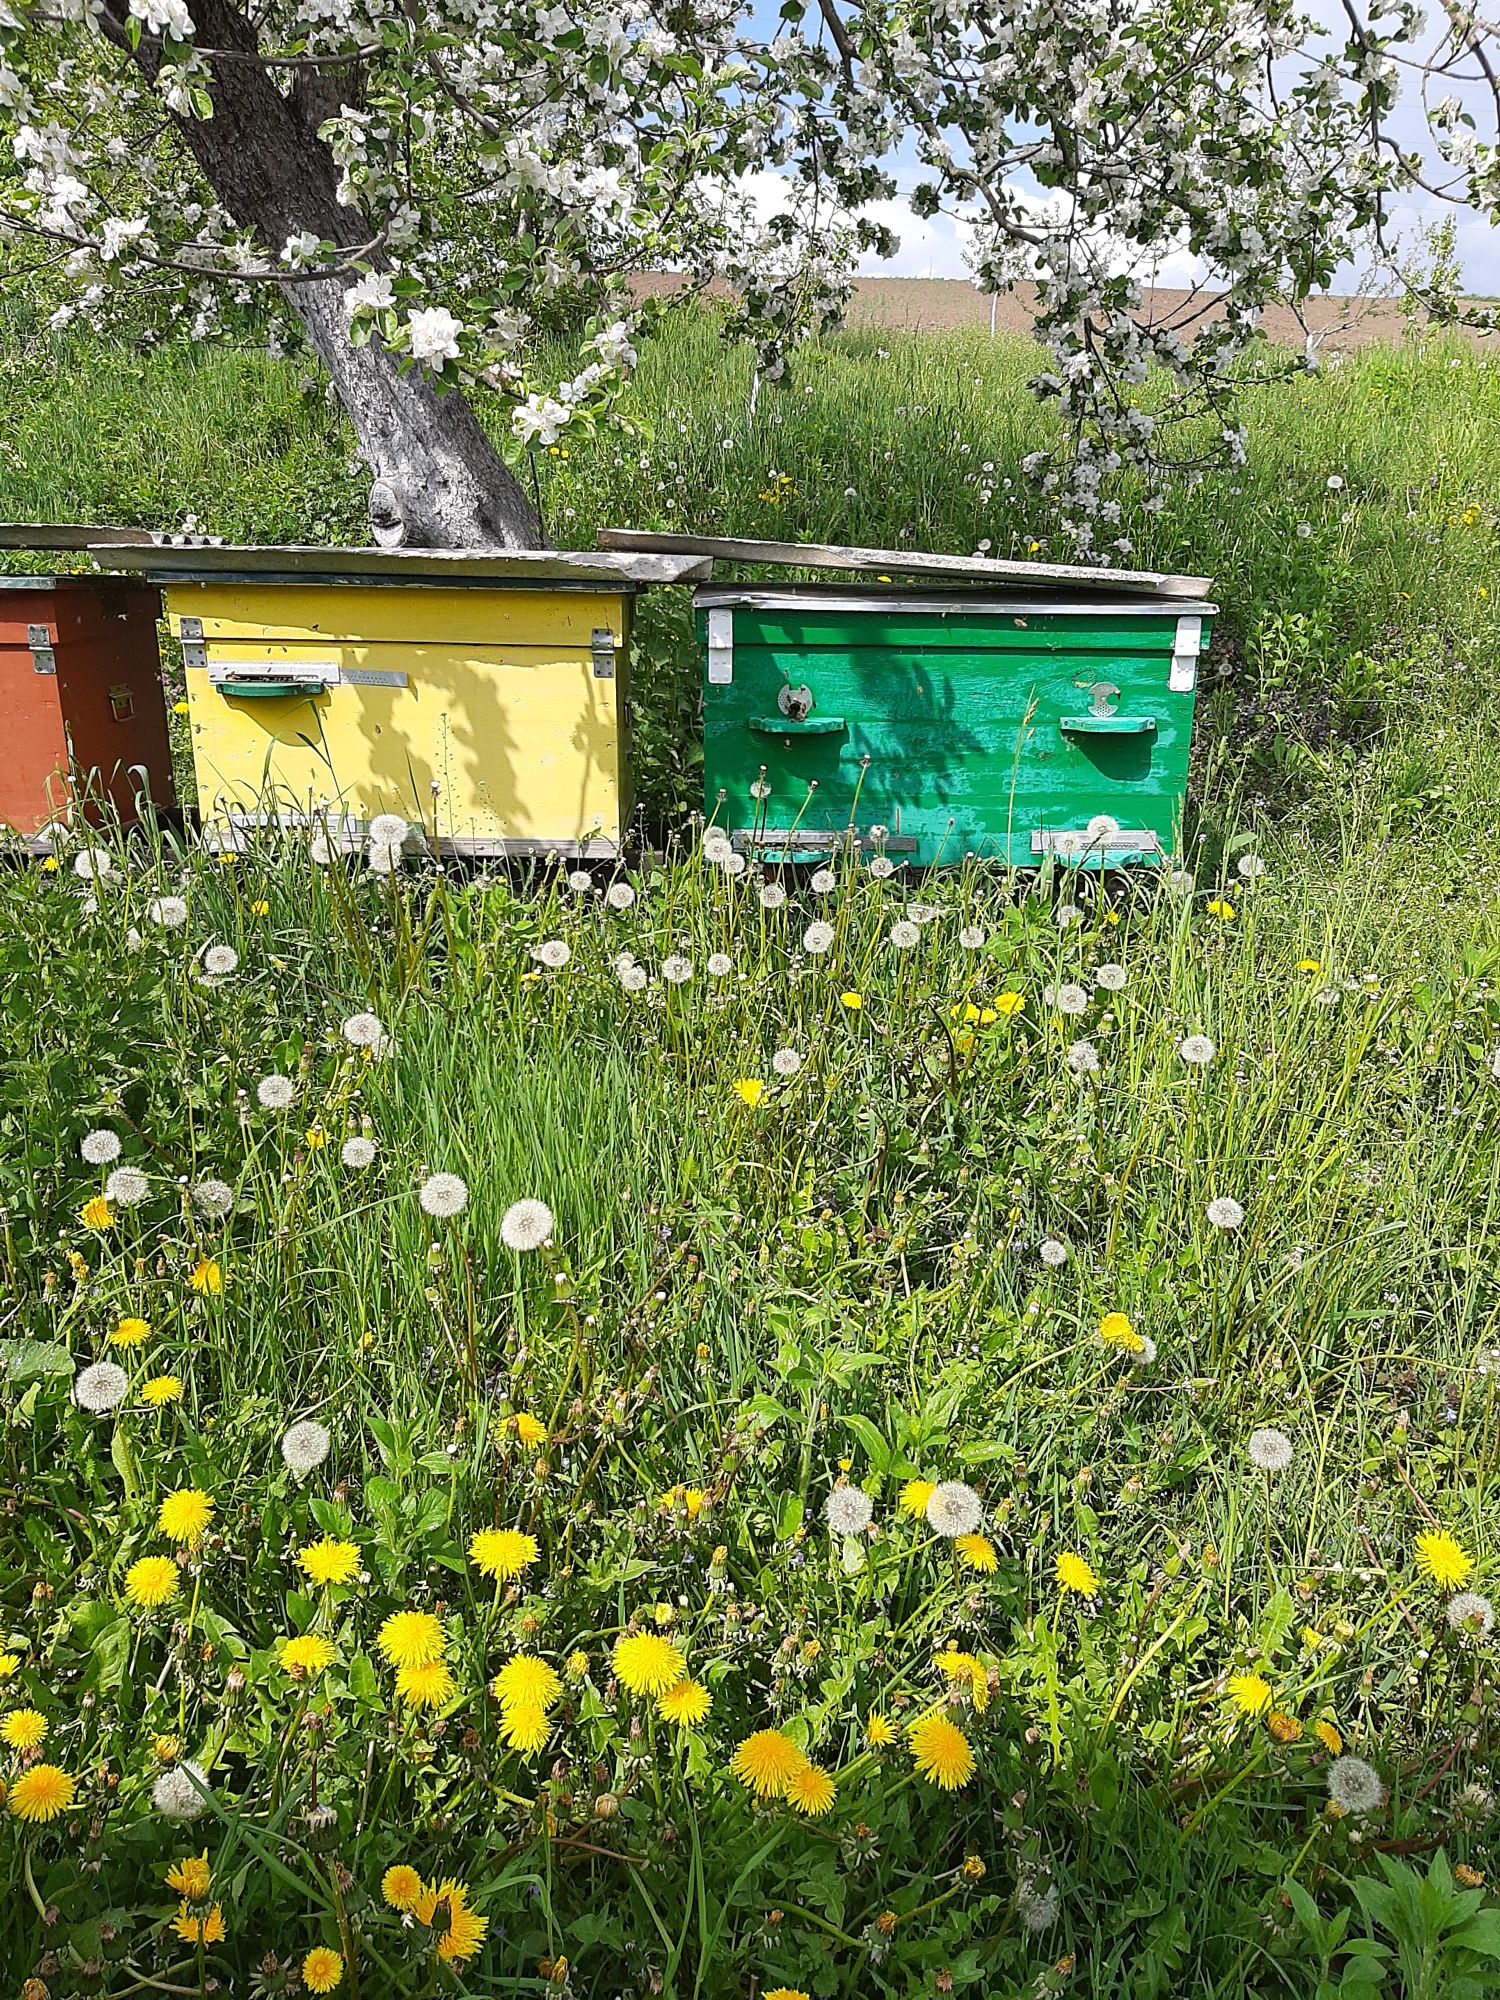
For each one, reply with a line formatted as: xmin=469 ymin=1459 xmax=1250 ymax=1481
xmin=98 ymin=542 xmax=712 ymax=586
xmin=599 ymin=528 xmax=1211 ymax=598
xmin=0 ymin=524 xmax=160 ymax=550
xmin=692 ymin=588 xmax=1218 ymax=617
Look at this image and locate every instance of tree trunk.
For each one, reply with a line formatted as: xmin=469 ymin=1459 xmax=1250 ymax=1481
xmin=101 ymin=0 xmax=542 ymax=550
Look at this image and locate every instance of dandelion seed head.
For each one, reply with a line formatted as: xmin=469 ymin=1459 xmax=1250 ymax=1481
xmin=367 ymin=813 xmax=409 ymax=847
xmin=1056 ymin=903 xmax=1082 ymax=929
xmin=105 ymin=1166 xmax=150 ymax=1205
xmin=341 ymin=1136 xmax=377 ymax=1169
xmin=1327 ymin=1755 xmax=1384 ymax=1815
xmin=256 ymin=1074 xmax=296 ymax=1110
xmin=1052 ymin=984 xmax=1089 ymax=1016
xmin=1096 ymin=963 xmax=1127 ymax=991
xmin=202 ymin=945 xmax=238 ymax=977
xmin=810 ymin=869 xmax=836 ymax=893
xmin=1237 ymin=854 xmax=1267 ymax=880
xmin=567 ymin=869 xmax=593 ymax=892
xmin=1247 ymin=1428 xmax=1295 ymax=1474
xmin=342 ymin=1012 xmax=384 ymax=1048
xmin=81 ymin=1128 xmax=121 ymax=1165
xmin=720 ymin=852 xmax=746 ymax=877
xmin=1066 ymin=1041 xmax=1099 ymax=1075
xmin=1208 ymin=1196 xmax=1245 ymax=1231
xmin=366 ymin=842 xmax=400 ymax=875
xmin=771 ymin=1048 xmax=802 ymax=1078
xmin=605 ymin=881 xmax=636 ymax=910
xmin=889 ymin=920 xmax=919 ymax=949
xmin=802 ymin=921 xmax=834 ymax=955
xmin=926 ymin=1480 xmax=983 ymax=1538
xmin=662 ymin=955 xmax=693 ymax=985
xmin=74 ymin=847 xmax=113 ymax=881
xmin=281 ymin=1419 xmax=331 ymax=1479
xmin=191 ymin=1178 xmax=234 ymax=1218
xmin=1016 ymin=1875 xmax=1060 ymax=1932
xmin=620 ymin=963 xmax=648 ymax=992
xmin=759 ymin=883 xmax=787 ymax=910
xmin=309 ymin=831 xmax=334 ymax=866
xmin=958 ymin=925 xmax=985 ymax=949
xmin=536 ymin=939 xmax=571 ymax=969
xmin=1446 ymin=1592 xmax=1494 ymax=1637
xmin=868 ymin=855 xmax=895 ymax=880
xmin=501 ymin=1198 xmax=554 ymax=1252
xmin=148 ymin=896 xmax=188 ymax=928
xmin=419 ymin=1172 xmax=468 ymax=1219
xmin=1039 ymin=1237 xmax=1068 ymax=1268
xmin=706 ymin=953 xmax=733 ymax=977
xmin=74 ymin=1361 xmax=128 ymax=1413
xmin=1179 ymin=1034 xmax=1216 ymax=1065
xmin=825 ymin=1486 xmax=874 ymax=1536
xmin=1166 ymin=868 xmax=1194 ymax=895
xmin=153 ymin=1761 xmax=210 ymax=1820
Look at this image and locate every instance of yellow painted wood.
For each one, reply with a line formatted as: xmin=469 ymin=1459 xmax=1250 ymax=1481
xmin=170 ymin=582 xmax=633 ymax=851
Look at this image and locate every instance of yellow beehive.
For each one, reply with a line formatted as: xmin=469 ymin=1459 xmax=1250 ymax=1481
xmin=116 ymin=546 xmax=708 ymax=854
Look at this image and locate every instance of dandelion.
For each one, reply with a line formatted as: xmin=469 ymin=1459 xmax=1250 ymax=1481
xmin=419 ymin=1172 xmax=468 ymax=1219
xmin=1268 ymin=1711 xmax=1303 ymax=1744
xmin=1099 ymin=1313 xmax=1143 ymax=1355
xmin=281 ymin=1419 xmax=331 ymax=1479
xmin=868 ymin=855 xmax=895 ymax=880
xmin=1415 ymin=1530 xmax=1473 ymax=1591
xmin=1055 ymin=1551 xmax=1099 ymax=1598
xmin=1206 ymin=898 xmax=1235 ymax=921
xmin=1039 ymin=1237 xmax=1068 ymax=1268
xmin=302 ymin=1947 xmax=344 ymax=1994
xmin=141 ymin=1374 xmax=183 ymax=1405
xmin=733 ymin=1078 xmax=766 ymax=1108
xmin=8 ymin=1764 xmax=76 ymax=1823
xmin=341 ymin=1011 xmax=384 ymax=1047
xmin=730 ymin=1728 xmax=804 ymax=1798
xmin=771 ymin=1048 xmax=802 ymax=1078
xmin=899 ymin=1479 xmax=936 ymax=1519
xmin=74 ymin=847 xmax=113 ymax=881
xmin=125 ymin=1556 xmax=179 ymax=1609
xmin=612 ymin=1631 xmax=685 ymax=1697
xmin=1326 ymin=1756 xmax=1385 ymax=1815
xmin=840 ymin=991 xmax=862 ymax=1011
xmin=280 ymin=1633 xmax=337 ymax=1679
xmin=706 ymin=952 xmax=733 ymax=977
xmin=1178 ymin=1034 xmax=1216 ymax=1065
xmin=926 ymin=1481 xmax=982 ymax=1539
xmin=1066 ymin=1041 xmax=1100 ymax=1076
xmin=889 ymin=920 xmax=919 ymax=949
xmin=158 ymin=1488 xmax=213 ymax=1545
xmin=383 ymin=1864 xmax=423 ymax=1912
xmin=908 ymin=1711 xmax=975 ymax=1790
xmin=173 ymin=1904 xmax=225 ymax=1945
xmin=865 ymin=1715 xmax=893 ymax=1747
xmin=1096 ymin=963 xmax=1127 ymax=991
xmin=105 ymin=1166 xmax=150 ymax=1205
xmin=75 ymin=1362 xmax=129 ymax=1414
xmin=414 ymin=1879 xmax=488 ymax=1963
xmin=1 ymin=1709 xmax=47 ymax=1751
xmin=658 ymin=1678 xmax=711 ymax=1726
xmin=109 ymin=1316 xmax=150 ymax=1348
xmin=298 ymin=1538 xmax=361 ymax=1587
xmin=256 ymin=1074 xmax=295 ymax=1110
xmin=786 ymin=1762 xmax=837 ymax=1816
xmin=202 ymin=944 xmax=238 ymax=977
xmin=1225 ymin=1672 xmax=1273 ymax=1717
xmin=759 ymin=883 xmax=787 ymax=910
xmin=810 ymin=868 xmax=836 ymax=893
xmin=367 ymin=813 xmax=409 ymax=847
xmin=1314 ymin=1719 xmax=1344 ymax=1754
xmin=1237 ymin=854 xmax=1267 ymax=880
xmin=340 ymin=1135 xmax=377 ymax=1169
xmin=662 ymin=955 xmax=693 ymax=984
xmin=1051 ymin=983 xmax=1089 ymax=1016
xmin=378 ymin=1610 xmax=445 ymax=1669
xmin=605 ymin=881 xmax=636 ymax=910
xmin=955 ymin=1534 xmax=998 ymax=1573
xmin=499 ymin=1702 xmax=550 ymax=1752
xmin=397 ymin=1658 xmax=456 ymax=1709
xmin=191 ymin=1178 xmax=234 ymax=1217
xmin=166 ymin=1854 xmax=212 ymax=1900
xmin=1247 ymin=1428 xmax=1295 ymax=1473
xmin=825 ymin=1486 xmax=874 ymax=1536
xmin=80 ymin=1128 xmax=122 ymax=1165
xmin=512 ymin=1412 xmax=547 ymax=1447
xmin=1446 ymin=1592 xmax=1494 ymax=1637
xmin=1056 ymin=902 xmax=1082 ymax=929
xmin=1016 ymin=1875 xmax=1060 ymax=1931
xmin=765 ymin=1990 xmax=811 ymax=2000
xmin=148 ymin=896 xmax=189 ymax=928
xmin=536 ymin=939 xmax=571 ymax=969
xmin=619 ymin=963 xmax=648 ymax=992
xmin=469 ymin=1527 xmax=538 ymax=1581
xmin=498 ymin=1197 xmax=554 ymax=1253
xmin=153 ymin=1761 xmax=209 ymax=1820
xmin=80 ymin=1195 xmax=114 ymax=1230
xmin=959 ymin=925 xmax=985 ymax=949
xmin=1207 ymin=1196 xmax=1245 ymax=1230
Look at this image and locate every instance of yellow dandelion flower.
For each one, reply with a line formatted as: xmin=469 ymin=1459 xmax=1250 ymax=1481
xmin=297 ymin=1538 xmax=360 ymax=1587
xmin=935 ymin=1648 xmax=990 ymax=1712
xmin=1314 ymin=1719 xmax=1343 ymax=1755
xmin=157 ymin=1488 xmax=213 ymax=1546
xmin=513 ymin=1412 xmax=547 ymax=1447
xmin=382 ymin=1864 xmax=423 ymax=1912
xmin=840 ymin=991 xmax=863 ymax=1011
xmin=1054 ymin=1551 xmax=1099 ymax=1597
xmin=305 ymin=1124 xmax=328 ymax=1150
xmin=140 ymin=1375 xmax=183 ymax=1406
xmin=251 ymin=899 xmax=270 ymax=917
xmin=1098 ymin=1312 xmax=1143 ymax=1354
xmin=377 ymin=1610 xmax=444 ymax=1669
xmin=908 ymin=1711 xmax=975 ymax=1791
xmin=166 ymin=1854 xmax=212 ymax=1900
xmin=109 ymin=1317 xmax=150 ymax=1348
xmin=898 ymin=1479 xmax=936 ymax=1519
xmin=2 ymin=1709 xmax=47 ymax=1751
xmin=994 ymin=992 xmax=1025 ymax=1016
xmin=415 ymin=1878 xmax=488 ymax=1964
xmin=955 ymin=1534 xmax=998 ymax=1574
xmin=491 ymin=1655 xmax=561 ymax=1712
xmin=173 ymin=1902 xmax=225 ymax=1944
xmin=865 ymin=1715 xmax=894 ymax=1748
xmin=1268 ymin=1711 xmax=1303 ymax=1744
xmin=0 ymin=1654 xmax=18 ymax=1678
xmin=80 ymin=1196 xmax=114 ymax=1231
xmin=733 ymin=1078 xmax=766 ymax=1107
xmin=785 ymin=1762 xmax=836 ymax=1817
xmin=41 ymin=854 xmax=59 ymax=871
xmin=280 ymin=1633 xmax=336 ymax=1680
xmin=396 ymin=1659 xmax=455 ymax=1710
xmin=612 ymin=1631 xmax=685 ymax=1698
xmin=124 ymin=1555 xmax=179 ymax=1610
xmin=657 ymin=1679 xmax=711 ymax=1727
xmin=1297 ymin=959 xmax=1321 ymax=974
xmin=730 ymin=1728 xmax=804 ymax=1799
xmin=1225 ymin=1672 xmax=1274 ymax=1717
xmin=8 ymin=1763 xmax=76 ymax=1823
xmin=1414 ymin=1529 xmax=1473 ymax=1591
xmin=499 ymin=1701 xmax=550 ymax=1753
xmin=565 ymin=1650 xmax=589 ymax=1681
xmin=153 ymin=1735 xmax=181 ymax=1763
xmin=189 ymin=1258 xmax=222 ymax=1295
xmin=682 ymin=1486 xmax=706 ymax=1518
xmin=1206 ymin=898 xmax=1235 ymax=920
xmin=469 ymin=1527 xmax=539 ymax=1582
xmin=765 ymin=1991 xmax=811 ymax=2000
xmin=302 ymin=1946 xmax=343 ymax=1993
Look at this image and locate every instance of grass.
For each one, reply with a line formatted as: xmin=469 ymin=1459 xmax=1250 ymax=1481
xmin=0 ymin=310 xmax=1497 ymax=1995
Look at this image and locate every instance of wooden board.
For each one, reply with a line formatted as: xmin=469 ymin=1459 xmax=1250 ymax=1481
xmin=598 ymin=528 xmax=1210 ymax=598
xmin=100 ymin=542 xmax=712 ymax=586
xmin=0 ymin=524 xmax=159 ymax=550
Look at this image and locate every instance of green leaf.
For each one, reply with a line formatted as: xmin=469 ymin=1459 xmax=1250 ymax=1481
xmin=0 ymin=1337 xmax=73 ymax=1384
xmin=776 ymin=1492 xmax=803 ymax=1540
xmin=1451 ymin=1913 xmax=1500 ymax=1959
xmin=839 ymin=1412 xmax=891 ymax=1474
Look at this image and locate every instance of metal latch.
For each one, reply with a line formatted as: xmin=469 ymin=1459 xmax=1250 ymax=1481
xmin=109 ymin=684 xmax=135 ymax=721
xmin=179 ymin=616 xmax=206 ymax=673
xmin=1032 ymin=828 xmax=1162 ymax=860
xmin=706 ymin=607 xmax=733 ymax=685
xmin=591 ymin=627 xmax=616 ymax=680
xmin=778 ymin=683 xmax=813 ymax=721
xmin=209 ymin=659 xmax=341 ymax=692
xmin=1170 ymin=616 xmax=1203 ymax=693
xmin=28 ymin=624 xmax=56 ymax=676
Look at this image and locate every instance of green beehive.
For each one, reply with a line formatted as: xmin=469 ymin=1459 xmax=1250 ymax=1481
xmin=669 ymin=537 xmax=1213 ymax=867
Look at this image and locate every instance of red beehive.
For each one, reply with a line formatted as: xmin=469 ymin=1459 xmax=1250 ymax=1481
xmin=0 ymin=571 xmax=174 ymax=835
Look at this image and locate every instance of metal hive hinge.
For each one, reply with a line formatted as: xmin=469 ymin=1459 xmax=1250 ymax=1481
xmin=178 ymin=615 xmax=206 ymax=673
xmin=27 ymin=624 xmax=56 ymax=676
xmin=591 ymin=628 xmax=616 ymax=679
xmin=1169 ymin=615 xmax=1204 ymax=693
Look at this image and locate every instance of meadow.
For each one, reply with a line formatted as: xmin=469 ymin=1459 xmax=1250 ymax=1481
xmin=0 ymin=310 xmax=1497 ymax=1999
